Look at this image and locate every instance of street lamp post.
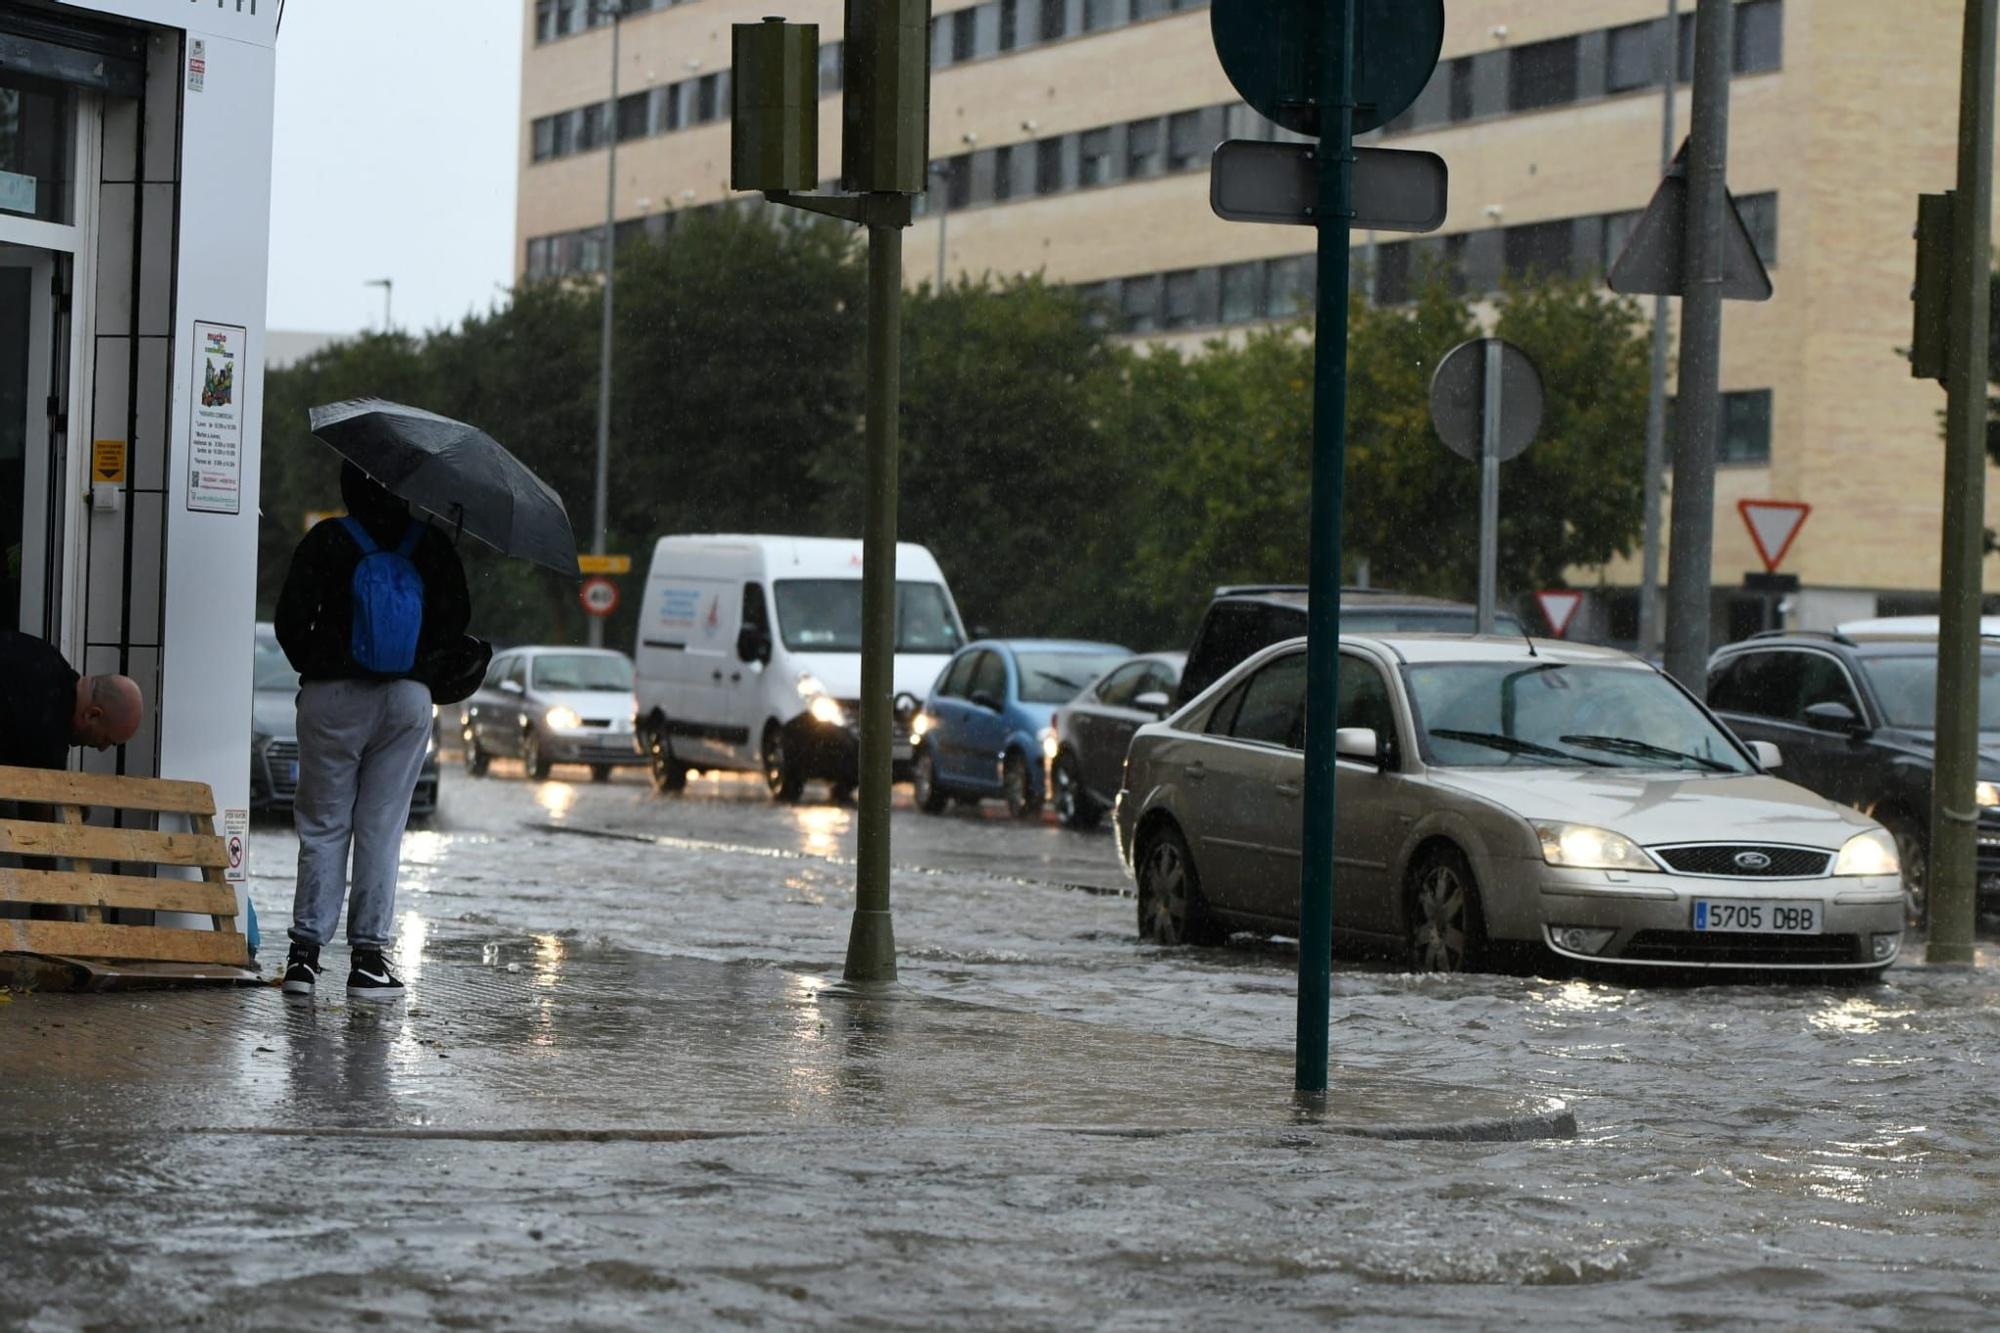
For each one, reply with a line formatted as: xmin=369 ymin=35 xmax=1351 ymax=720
xmin=588 ymin=0 xmax=628 ymax=649
xmin=365 ymin=277 xmax=392 ymax=332
xmin=929 ymin=161 xmax=950 ymax=290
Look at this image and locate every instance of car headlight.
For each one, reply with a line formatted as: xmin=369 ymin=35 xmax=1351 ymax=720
xmin=1533 ymin=821 xmax=1658 ymax=872
xmin=796 ymin=673 xmax=828 ymax=701
xmin=545 ymin=706 xmax=584 ymax=731
xmin=1978 ymin=781 xmax=2000 ymax=808
xmin=1041 ymin=727 xmax=1060 ymax=761
xmin=1834 ymin=829 xmax=1900 ymax=877
xmin=910 ymin=712 xmax=931 ymax=739
xmin=809 ymin=694 xmax=847 ymax=727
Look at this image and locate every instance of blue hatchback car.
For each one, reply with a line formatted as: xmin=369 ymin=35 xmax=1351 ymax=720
xmin=912 ymin=638 xmax=1131 ymax=818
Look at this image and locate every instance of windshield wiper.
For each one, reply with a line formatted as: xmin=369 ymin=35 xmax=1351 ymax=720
xmin=1428 ymin=729 xmax=1612 ymax=767
xmin=1558 ymin=734 xmax=1735 ymax=773
xmin=1033 ymin=671 xmax=1082 ymax=692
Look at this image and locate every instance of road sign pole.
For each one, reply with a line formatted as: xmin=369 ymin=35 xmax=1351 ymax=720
xmin=1662 ymin=0 xmax=1732 ymax=695
xmin=1296 ymin=0 xmax=1355 ymax=1099
xmin=1928 ymin=0 xmax=1997 ymax=967
xmin=1477 ymin=338 xmax=1503 ymax=635
xmin=1638 ymin=0 xmax=1678 ymax=660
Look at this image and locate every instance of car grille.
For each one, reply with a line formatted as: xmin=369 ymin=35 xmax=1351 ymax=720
xmin=263 ymin=739 xmax=301 ymax=800
xmin=1650 ymin=844 xmax=1832 ymax=878
xmin=1621 ymin=930 xmax=1862 ymax=966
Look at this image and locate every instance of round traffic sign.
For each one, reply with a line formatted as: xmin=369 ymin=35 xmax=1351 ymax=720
xmin=1211 ymin=0 xmax=1444 ymax=138
xmin=579 ymin=576 xmax=620 ymax=618
xmin=1428 ymin=338 xmax=1544 ymax=462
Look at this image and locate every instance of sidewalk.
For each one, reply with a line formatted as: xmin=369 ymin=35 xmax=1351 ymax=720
xmin=0 ymin=931 xmax=1574 ymax=1327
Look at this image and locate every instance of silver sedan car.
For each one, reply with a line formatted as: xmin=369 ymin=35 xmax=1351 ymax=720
xmin=1114 ymin=634 xmax=1906 ymax=975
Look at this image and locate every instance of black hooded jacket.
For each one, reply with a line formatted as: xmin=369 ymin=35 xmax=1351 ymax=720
xmin=274 ymin=464 xmax=472 ymax=683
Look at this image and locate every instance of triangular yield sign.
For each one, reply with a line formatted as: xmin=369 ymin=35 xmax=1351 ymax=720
xmin=1606 ymin=140 xmax=1773 ymax=301
xmin=1535 ymin=589 xmax=1584 ymax=638
xmin=1738 ymin=499 xmax=1810 ymax=573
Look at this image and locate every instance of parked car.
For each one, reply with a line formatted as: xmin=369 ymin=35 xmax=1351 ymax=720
xmin=462 ymin=646 xmax=644 ymax=782
xmin=1708 ymin=627 xmax=2000 ymax=922
xmin=634 ymin=534 xmax=965 ymax=801
xmin=250 ymin=623 xmax=440 ymax=817
xmin=913 ymin=639 xmax=1131 ymax=818
xmin=1174 ymin=585 xmax=1527 ymax=706
xmin=1115 ymin=632 xmax=1905 ymax=975
xmin=1050 ymin=651 xmax=1185 ymax=830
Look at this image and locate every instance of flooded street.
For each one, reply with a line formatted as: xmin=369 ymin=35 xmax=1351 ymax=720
xmin=225 ymin=765 xmax=2000 ymax=1323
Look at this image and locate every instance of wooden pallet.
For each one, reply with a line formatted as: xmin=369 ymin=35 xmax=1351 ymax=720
xmin=0 ymin=763 xmax=255 ymax=984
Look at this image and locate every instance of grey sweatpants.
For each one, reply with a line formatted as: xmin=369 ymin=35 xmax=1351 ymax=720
xmin=289 ymin=678 xmax=433 ymax=950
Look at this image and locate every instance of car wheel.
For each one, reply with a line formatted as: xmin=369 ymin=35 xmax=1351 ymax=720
xmin=646 ymin=723 xmax=688 ymax=795
xmin=763 ymin=725 xmax=803 ymax=803
xmin=1407 ymin=845 xmax=1486 ymax=973
xmin=912 ymin=745 xmax=949 ymax=813
xmin=463 ymin=731 xmax=490 ymax=778
xmin=523 ymin=730 xmax=553 ymax=781
xmin=591 ymin=764 xmax=612 ymax=784
xmin=829 ymin=783 xmax=855 ymax=806
xmin=1051 ymin=751 xmax=1100 ymax=830
xmin=1879 ymin=811 xmax=1928 ymax=929
xmin=1002 ymin=751 xmax=1043 ymax=820
xmin=1136 ymin=824 xmax=1225 ymax=946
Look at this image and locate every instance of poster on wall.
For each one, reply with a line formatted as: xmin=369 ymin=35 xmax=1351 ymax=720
xmin=187 ymin=321 xmax=246 ymax=514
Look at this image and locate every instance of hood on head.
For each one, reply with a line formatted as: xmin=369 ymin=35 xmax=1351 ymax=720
xmin=341 ymin=461 xmax=409 ymax=531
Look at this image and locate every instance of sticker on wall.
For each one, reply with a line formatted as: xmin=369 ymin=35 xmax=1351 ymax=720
xmin=187 ymin=321 xmax=247 ymax=514
xmin=223 ymin=807 xmax=247 ymax=883
xmin=93 ymin=439 xmax=127 ymax=485
xmin=188 ymin=39 xmax=206 ymax=93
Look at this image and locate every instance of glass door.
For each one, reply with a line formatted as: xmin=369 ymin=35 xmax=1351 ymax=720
xmin=0 ymin=245 xmax=61 ymax=637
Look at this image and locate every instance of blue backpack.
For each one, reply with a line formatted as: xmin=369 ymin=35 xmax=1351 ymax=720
xmin=339 ymin=517 xmax=426 ymax=674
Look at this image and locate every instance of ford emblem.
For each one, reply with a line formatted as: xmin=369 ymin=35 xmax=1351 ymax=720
xmin=1734 ymin=850 xmax=1773 ymax=871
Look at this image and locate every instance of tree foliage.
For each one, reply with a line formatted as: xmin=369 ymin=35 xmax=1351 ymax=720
xmin=258 ymin=212 xmax=1651 ymax=658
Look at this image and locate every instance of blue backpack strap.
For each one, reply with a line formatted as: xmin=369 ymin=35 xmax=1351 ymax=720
xmin=395 ymin=521 xmax=424 ymax=558
xmin=338 ymin=515 xmax=379 ymax=555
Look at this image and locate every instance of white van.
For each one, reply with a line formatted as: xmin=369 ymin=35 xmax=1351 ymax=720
xmin=634 ymin=535 xmax=967 ymax=801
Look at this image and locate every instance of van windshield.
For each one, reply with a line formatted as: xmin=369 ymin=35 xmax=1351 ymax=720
xmin=774 ymin=580 xmax=962 ymax=654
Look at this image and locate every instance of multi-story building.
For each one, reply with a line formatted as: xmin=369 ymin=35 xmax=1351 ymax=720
xmin=515 ymin=0 xmax=1993 ymax=638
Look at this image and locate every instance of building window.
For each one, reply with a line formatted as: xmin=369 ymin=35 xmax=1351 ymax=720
xmin=1036 ymin=136 xmax=1067 ymax=194
xmin=1135 ymin=0 xmax=1171 ymax=16
xmin=1163 ymin=270 xmax=1200 ymax=328
xmin=819 ymin=43 xmax=843 ymax=95
xmin=1737 ymin=191 xmax=1778 ymax=265
xmin=1509 ymin=37 xmax=1578 ymax=112
xmin=1126 ymin=118 xmax=1163 ymax=178
xmin=556 ymin=0 xmax=580 ymax=36
xmin=990 ymin=145 xmax=1014 ymax=202
xmin=577 ymin=103 xmax=605 ymax=150
xmin=952 ymin=7 xmax=978 ymax=61
xmin=1122 ymin=275 xmax=1162 ymax=332
xmin=999 ymin=0 xmax=1021 ymax=50
xmin=1606 ymin=21 xmax=1660 ymax=93
xmin=526 ymin=237 xmax=550 ymax=278
xmin=1737 ymin=0 xmax=1783 ymax=74
xmin=617 ymin=91 xmax=650 ymax=141
xmin=531 ymin=116 xmax=557 ymax=162
xmin=1503 ymin=220 xmax=1573 ymax=278
xmin=1220 ymin=261 xmax=1265 ymax=323
xmin=1166 ymin=109 xmax=1209 ymax=171
xmin=946 ymin=155 xmax=973 ymax=208
xmin=1448 ymin=57 xmax=1474 ymax=121
xmin=1084 ymin=0 xmax=1118 ymax=32
xmin=536 ymin=0 xmax=557 ymax=43
xmin=1079 ymin=128 xmax=1114 ymax=185
xmin=1720 ymin=390 xmax=1773 ymax=464
xmin=1039 ymin=0 xmax=1067 ymax=42
xmin=696 ymin=73 xmax=720 ymax=123
xmin=1267 ymin=255 xmax=1313 ymax=316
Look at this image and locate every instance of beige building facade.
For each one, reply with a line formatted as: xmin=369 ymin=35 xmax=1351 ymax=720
xmin=516 ymin=0 xmax=1994 ymax=640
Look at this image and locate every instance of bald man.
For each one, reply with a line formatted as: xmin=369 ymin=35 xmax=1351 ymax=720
xmin=0 ymin=630 xmax=144 ymax=769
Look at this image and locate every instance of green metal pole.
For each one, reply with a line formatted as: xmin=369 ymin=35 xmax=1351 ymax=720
xmin=1927 ymin=0 xmax=1997 ymax=967
xmin=1297 ymin=0 xmax=1354 ymax=1096
xmin=844 ymin=207 xmax=902 ymax=984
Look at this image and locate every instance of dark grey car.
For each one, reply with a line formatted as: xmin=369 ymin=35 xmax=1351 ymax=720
xmin=1050 ymin=651 xmax=1184 ymax=829
xmin=250 ymin=623 xmax=440 ymax=817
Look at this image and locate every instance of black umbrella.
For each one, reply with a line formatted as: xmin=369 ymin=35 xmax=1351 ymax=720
xmin=306 ymin=398 xmax=580 ymax=578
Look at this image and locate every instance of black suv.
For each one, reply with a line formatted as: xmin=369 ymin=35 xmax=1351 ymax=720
xmin=1174 ymin=585 xmax=1526 ymax=705
xmin=1706 ymin=629 xmax=2000 ymax=920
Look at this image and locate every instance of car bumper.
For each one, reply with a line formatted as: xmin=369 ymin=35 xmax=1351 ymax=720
xmin=540 ymin=730 xmax=646 ymax=764
xmin=254 ymin=739 xmax=441 ymax=815
xmin=784 ymin=712 xmax=917 ymax=783
xmin=1523 ymin=862 xmax=1905 ymax=970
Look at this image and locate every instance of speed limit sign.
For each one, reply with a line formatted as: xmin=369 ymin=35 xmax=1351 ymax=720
xmin=579 ymin=576 xmax=620 ymax=618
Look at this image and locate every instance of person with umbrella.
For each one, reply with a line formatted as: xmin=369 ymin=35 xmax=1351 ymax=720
xmin=275 ymin=462 xmax=470 ymax=1001
xmin=277 ymin=399 xmax=579 ymax=1001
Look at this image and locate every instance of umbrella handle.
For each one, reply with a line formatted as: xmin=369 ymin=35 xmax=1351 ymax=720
xmin=449 ymin=502 xmax=465 ymax=546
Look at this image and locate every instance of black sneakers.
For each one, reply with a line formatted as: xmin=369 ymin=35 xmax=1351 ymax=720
xmin=346 ymin=948 xmax=406 ymax=1003
xmin=281 ymin=943 xmax=321 ymax=996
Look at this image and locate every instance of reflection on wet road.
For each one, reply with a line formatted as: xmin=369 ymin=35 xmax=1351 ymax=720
xmin=208 ymin=767 xmax=1986 ymax=1321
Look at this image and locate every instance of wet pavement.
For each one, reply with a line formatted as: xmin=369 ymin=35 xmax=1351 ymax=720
xmin=4 ymin=762 xmax=1999 ymax=1326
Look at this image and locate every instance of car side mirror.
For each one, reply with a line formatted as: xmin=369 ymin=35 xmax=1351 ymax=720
xmin=1803 ymin=701 xmax=1865 ymax=736
xmin=1133 ymin=690 xmax=1171 ymax=717
xmin=737 ymin=627 xmax=770 ymax=665
xmin=1335 ymin=726 xmax=1381 ymax=764
xmin=969 ymin=690 xmax=1001 ymax=713
xmin=1749 ymin=739 xmax=1783 ymax=770
xmin=500 ymin=679 xmax=524 ymax=696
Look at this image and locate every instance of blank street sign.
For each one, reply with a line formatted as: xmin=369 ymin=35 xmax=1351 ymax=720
xmin=1210 ymin=141 xmax=1448 ymax=232
xmin=1607 ymin=139 xmax=1772 ymax=301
